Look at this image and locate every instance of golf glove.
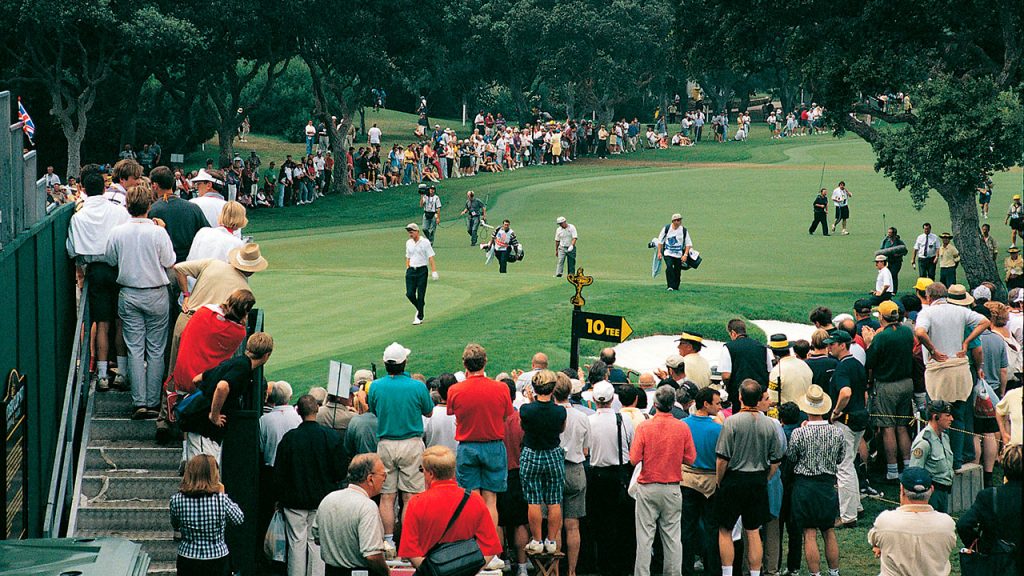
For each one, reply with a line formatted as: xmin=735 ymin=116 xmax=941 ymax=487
xmin=566 ymin=245 xmax=574 ymax=253
xmin=431 ymin=271 xmax=439 ymax=281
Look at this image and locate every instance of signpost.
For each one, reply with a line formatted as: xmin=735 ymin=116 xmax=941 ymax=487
xmin=566 ymin=269 xmax=633 ymax=369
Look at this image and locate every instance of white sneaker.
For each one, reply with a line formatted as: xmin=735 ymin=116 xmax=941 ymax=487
xmin=485 ymin=557 xmax=505 ymax=571
xmin=543 ymin=540 xmax=557 ymax=554
xmin=525 ymin=540 xmax=543 ymax=555
xmin=383 ymin=540 xmax=397 ymax=559
xmin=413 ymin=315 xmax=422 ymax=325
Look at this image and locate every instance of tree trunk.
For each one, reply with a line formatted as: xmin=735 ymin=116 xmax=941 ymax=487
xmin=65 ymin=130 xmax=84 ymax=180
xmin=358 ymin=106 xmax=366 ymax=138
xmin=118 ymin=74 xmax=146 ymax=150
xmin=216 ymin=121 xmax=236 ymax=168
xmin=940 ymin=184 xmax=1006 ymax=300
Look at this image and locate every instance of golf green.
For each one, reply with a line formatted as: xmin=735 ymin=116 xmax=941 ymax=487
xmin=245 ymin=127 xmax=1016 ymax=387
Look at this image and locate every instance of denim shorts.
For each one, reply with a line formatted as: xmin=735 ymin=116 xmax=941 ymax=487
xmin=457 ymin=441 xmax=508 ymax=493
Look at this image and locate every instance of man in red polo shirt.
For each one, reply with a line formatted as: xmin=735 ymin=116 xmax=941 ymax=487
xmin=447 ymin=343 xmax=514 ymax=527
xmin=399 ymin=445 xmax=504 ymax=570
xmin=630 ymin=385 xmax=696 ymax=576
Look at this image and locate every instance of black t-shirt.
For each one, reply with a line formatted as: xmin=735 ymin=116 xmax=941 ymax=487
xmin=829 ymin=355 xmax=867 ymax=417
xmin=520 ymin=400 xmax=567 ymax=451
xmin=149 ymin=197 xmax=209 ymax=262
xmin=199 ymin=355 xmax=253 ymax=415
xmin=805 ymin=354 xmax=838 ymax=390
xmin=813 ymin=194 xmax=828 ymax=213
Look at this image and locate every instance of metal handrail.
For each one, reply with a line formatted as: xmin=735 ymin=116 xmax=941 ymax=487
xmin=43 ymin=279 xmax=91 ymax=537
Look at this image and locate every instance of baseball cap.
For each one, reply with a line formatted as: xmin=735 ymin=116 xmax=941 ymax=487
xmin=900 ymin=467 xmax=933 ymax=495
xmin=1014 ymin=194 xmax=1021 ymax=200
xmin=556 ymin=216 xmax=567 ymax=224
xmin=928 ymin=399 xmax=953 ymax=416
xmin=383 ymin=342 xmax=410 ymax=363
xmin=353 ymin=369 xmax=374 ymax=386
xmin=972 ymin=285 xmax=992 ymax=301
xmin=913 ymin=277 xmax=934 ymax=291
xmin=592 ymin=381 xmax=616 ymax=403
xmin=822 ymin=330 xmax=852 ymax=345
xmin=405 ymin=223 xmax=420 ymax=232
xmin=671 ymin=213 xmax=682 ymax=221
xmin=665 ymin=354 xmax=686 ymax=369
xmin=854 ymin=299 xmax=873 ymax=313
xmin=874 ymin=254 xmax=887 ymax=262
xmin=877 ymin=300 xmax=900 ymax=318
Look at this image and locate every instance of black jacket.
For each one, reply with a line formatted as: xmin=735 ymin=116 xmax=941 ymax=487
xmin=956 ymin=480 xmax=1022 ymax=556
xmin=273 ymin=421 xmax=349 ymax=510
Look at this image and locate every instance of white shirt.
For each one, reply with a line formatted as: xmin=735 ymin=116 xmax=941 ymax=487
xmin=588 ymin=408 xmax=634 ymax=467
xmin=423 ymin=405 xmax=458 ymax=452
xmin=555 ymin=224 xmax=577 ymax=248
xmin=190 ymin=193 xmax=227 ymax=228
xmin=1009 ymin=311 xmax=1023 ymax=346
xmin=493 ymin=228 xmax=513 ymax=251
xmin=104 ymin=218 xmax=175 ymax=288
xmin=831 ymin=187 xmax=849 ymax=207
xmin=422 ymin=195 xmax=441 ymax=213
xmin=186 ymin=226 xmax=245 ymax=263
xmin=259 ymin=405 xmax=302 ymax=466
xmin=66 ymin=196 xmax=130 ymax=262
xmin=103 ymin=183 xmax=127 ymax=206
xmin=876 ymin=267 xmax=893 ymax=294
xmin=367 ymin=126 xmax=382 ymax=144
xmin=44 ymin=173 xmax=62 ymax=187
xmin=305 ymin=124 xmax=316 ymax=137
xmin=406 ymin=236 xmax=435 ymax=268
xmin=658 ymin=224 xmax=691 ymax=258
xmin=851 ymin=343 xmax=867 ymax=365
xmin=914 ymin=233 xmax=939 ymax=258
xmin=558 ymin=402 xmax=591 ymax=464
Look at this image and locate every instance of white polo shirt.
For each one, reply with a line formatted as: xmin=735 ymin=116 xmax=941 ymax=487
xmin=406 ymin=237 xmax=435 ymax=268
xmin=876 ymin=267 xmax=893 ymax=294
xmin=831 ymin=187 xmax=849 ymax=207
xmin=555 ymin=224 xmax=577 ymax=248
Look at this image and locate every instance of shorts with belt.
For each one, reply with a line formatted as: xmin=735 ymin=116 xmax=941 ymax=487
xmin=86 ymin=262 xmax=119 ymax=323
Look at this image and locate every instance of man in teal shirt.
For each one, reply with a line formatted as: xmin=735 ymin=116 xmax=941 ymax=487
xmin=366 ymin=342 xmax=434 ymax=556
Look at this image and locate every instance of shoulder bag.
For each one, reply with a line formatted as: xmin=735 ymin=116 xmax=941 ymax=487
xmin=416 ymin=490 xmax=486 ymax=576
xmin=959 ymin=488 xmax=1018 ymax=575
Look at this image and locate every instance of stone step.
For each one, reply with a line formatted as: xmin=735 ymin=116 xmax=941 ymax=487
xmin=86 ymin=444 xmax=182 ymax=472
xmin=148 ymin=561 xmax=175 ymax=575
xmin=76 ymin=501 xmax=171 ymax=532
xmin=93 ymin=390 xmax=136 ymax=416
xmin=77 ymin=530 xmax=178 ymax=564
xmin=82 ymin=471 xmax=182 ymax=501
xmin=90 ymin=417 xmax=159 ymax=442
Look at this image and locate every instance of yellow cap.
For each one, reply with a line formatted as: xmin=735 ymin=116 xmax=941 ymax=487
xmin=913 ymin=277 xmax=934 ymax=291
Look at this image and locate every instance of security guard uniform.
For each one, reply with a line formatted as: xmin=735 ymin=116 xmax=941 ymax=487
xmin=909 ymin=425 xmax=953 ymax=512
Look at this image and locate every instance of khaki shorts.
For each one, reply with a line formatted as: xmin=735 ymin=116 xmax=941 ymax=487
xmin=378 ymin=437 xmax=425 ymax=494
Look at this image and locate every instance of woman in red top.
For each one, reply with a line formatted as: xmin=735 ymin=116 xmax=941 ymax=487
xmin=171 ymin=289 xmax=255 ymax=395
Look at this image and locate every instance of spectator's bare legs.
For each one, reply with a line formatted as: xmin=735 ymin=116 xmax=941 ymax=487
xmin=803 ymin=529 xmax=820 ymax=574
xmin=745 ymin=528 xmax=763 ymax=572
xmin=477 ymin=489 xmax=498 ymax=528
xmin=719 ymin=528 xmax=734 ymax=567
xmin=514 ymin=526 xmax=528 ymax=564
xmin=527 ymin=504 xmax=543 ymax=544
xmin=546 ymin=504 xmax=563 ymax=551
xmin=564 ymin=517 xmax=580 ymax=576
xmin=95 ymin=321 xmax=110 ymax=373
xmin=882 ymin=426 xmax=912 ymax=468
xmin=380 ymin=492 xmax=410 ymax=536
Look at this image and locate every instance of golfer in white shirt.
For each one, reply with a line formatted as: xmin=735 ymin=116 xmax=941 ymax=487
xmin=405 ymin=223 xmax=438 ymax=325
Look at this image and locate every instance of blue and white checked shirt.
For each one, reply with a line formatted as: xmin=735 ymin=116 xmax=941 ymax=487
xmin=169 ymin=492 xmax=244 ymax=559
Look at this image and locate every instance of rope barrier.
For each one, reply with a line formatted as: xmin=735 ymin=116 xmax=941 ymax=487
xmin=867 ymin=412 xmax=992 ymax=439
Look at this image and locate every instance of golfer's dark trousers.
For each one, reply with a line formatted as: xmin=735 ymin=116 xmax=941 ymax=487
xmin=809 ymin=210 xmax=829 ymax=235
xmin=917 ymin=258 xmax=936 ymax=280
xmin=681 ymin=487 xmax=719 ymax=576
xmin=497 ymin=249 xmax=509 ymax=273
xmin=890 ymin=261 xmax=902 ymax=293
xmin=665 ymin=255 xmax=683 ymax=289
xmin=940 ymin=266 xmax=956 ymax=287
xmin=405 ymin=266 xmax=428 ymax=320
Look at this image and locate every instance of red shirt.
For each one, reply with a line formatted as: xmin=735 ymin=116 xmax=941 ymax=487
xmin=503 ymin=410 xmax=524 ymax=470
xmin=629 ymin=412 xmax=696 ymax=484
xmin=172 ymin=305 xmax=246 ymax=393
xmin=397 ymin=479 xmax=502 ymax=558
xmin=446 ymin=375 xmax=513 ymax=442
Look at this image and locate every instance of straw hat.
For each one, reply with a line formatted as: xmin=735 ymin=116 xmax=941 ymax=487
xmin=227 ymin=243 xmax=268 ymax=273
xmin=798 ymin=385 xmax=833 ymax=416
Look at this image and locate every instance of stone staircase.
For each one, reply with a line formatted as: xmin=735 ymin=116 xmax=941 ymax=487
xmin=75 ymin=389 xmax=180 ymax=575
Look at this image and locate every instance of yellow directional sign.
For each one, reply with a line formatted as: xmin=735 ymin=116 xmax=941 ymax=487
xmin=572 ymin=310 xmax=633 ymax=343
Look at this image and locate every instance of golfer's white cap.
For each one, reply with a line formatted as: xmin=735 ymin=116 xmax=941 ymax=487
xmin=556 ymin=216 xmax=567 ymax=224
xmin=671 ymin=213 xmax=682 ymax=221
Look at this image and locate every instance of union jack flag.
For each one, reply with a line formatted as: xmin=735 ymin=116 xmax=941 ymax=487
xmin=18 ymin=97 xmax=35 ymax=144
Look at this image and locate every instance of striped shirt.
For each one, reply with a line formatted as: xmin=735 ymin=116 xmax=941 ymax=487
xmin=785 ymin=420 xmax=845 ymax=477
xmin=169 ymin=492 xmax=244 ymax=559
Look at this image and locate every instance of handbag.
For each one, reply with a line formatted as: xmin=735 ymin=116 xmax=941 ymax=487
xmin=416 ymin=490 xmax=485 ymax=576
xmin=164 ymin=377 xmax=180 ymax=423
xmin=973 ymin=378 xmax=997 ymax=418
